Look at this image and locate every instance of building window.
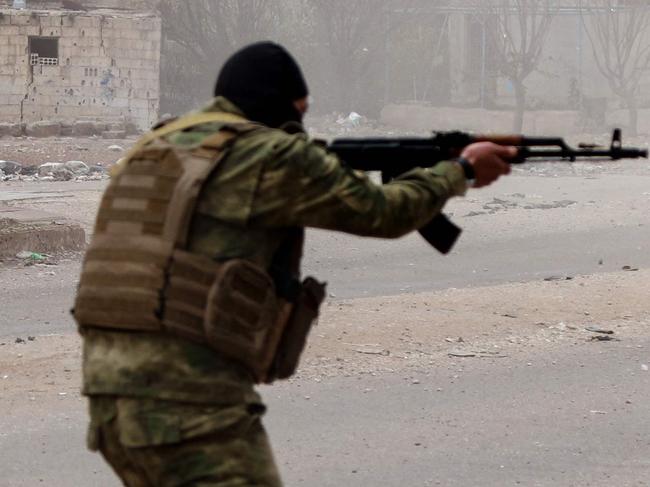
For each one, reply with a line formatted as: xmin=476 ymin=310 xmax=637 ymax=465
xmin=29 ymin=37 xmax=59 ymax=66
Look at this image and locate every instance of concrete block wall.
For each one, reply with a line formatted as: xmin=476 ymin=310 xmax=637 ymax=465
xmin=0 ymin=8 xmax=161 ymax=133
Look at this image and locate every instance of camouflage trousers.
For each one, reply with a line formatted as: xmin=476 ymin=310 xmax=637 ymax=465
xmin=87 ymin=396 xmax=283 ymax=487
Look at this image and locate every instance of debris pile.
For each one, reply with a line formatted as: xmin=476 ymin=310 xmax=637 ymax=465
xmin=0 ymin=159 xmax=110 ymax=182
xmin=307 ymin=111 xmax=392 ymax=137
xmin=0 ymin=160 xmax=26 ymax=176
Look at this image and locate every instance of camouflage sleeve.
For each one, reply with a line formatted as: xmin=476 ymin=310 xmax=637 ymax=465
xmin=250 ymin=136 xmax=467 ymax=238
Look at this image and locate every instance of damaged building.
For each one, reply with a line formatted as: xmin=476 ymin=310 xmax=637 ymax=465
xmin=0 ymin=0 xmax=161 ymax=137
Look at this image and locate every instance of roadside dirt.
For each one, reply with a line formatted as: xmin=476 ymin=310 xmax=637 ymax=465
xmin=302 ymin=269 xmax=649 ymax=380
xmin=2 ymin=268 xmax=648 ymax=405
xmin=1 ymin=136 xmax=135 ymax=168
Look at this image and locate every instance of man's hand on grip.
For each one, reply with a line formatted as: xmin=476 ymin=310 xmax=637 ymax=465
xmin=460 ymin=142 xmax=516 ymax=188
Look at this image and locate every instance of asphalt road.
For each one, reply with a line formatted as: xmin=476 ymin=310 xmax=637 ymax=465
xmin=4 ymin=173 xmax=650 ymax=338
xmin=1 ymin=335 xmax=648 ymax=486
xmin=265 ymin=338 xmax=650 ymax=487
xmin=1 ymin=172 xmax=649 ymax=485
xmin=2 ymin=221 xmax=650 ymax=338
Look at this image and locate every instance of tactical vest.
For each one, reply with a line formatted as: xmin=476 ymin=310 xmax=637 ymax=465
xmin=74 ymin=112 xmax=326 ymax=384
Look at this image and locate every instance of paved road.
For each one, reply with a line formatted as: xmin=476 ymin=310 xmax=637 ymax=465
xmin=1 ymin=173 xmax=649 ymax=485
xmin=2 ymin=220 xmax=650 ymax=338
xmin=2 ymin=335 xmax=648 ymax=486
xmin=266 ymin=338 xmax=650 ymax=487
xmin=4 ymin=173 xmax=650 ymax=338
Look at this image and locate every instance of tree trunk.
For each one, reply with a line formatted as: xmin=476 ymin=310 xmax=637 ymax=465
xmin=512 ymin=79 xmax=526 ymax=133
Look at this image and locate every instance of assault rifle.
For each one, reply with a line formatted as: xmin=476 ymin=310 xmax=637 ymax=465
xmin=327 ymin=129 xmax=648 ymax=254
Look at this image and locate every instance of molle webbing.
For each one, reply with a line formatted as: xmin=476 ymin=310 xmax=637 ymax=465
xmin=163 ymin=250 xmax=222 ymax=343
xmin=75 ymin=114 xmax=319 ymax=384
xmin=75 ymin=234 xmax=172 ymax=331
xmin=74 ymin=118 xmax=251 ymax=334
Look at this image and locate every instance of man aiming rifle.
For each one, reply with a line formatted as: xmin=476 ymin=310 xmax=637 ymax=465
xmin=73 ymin=42 xmax=644 ymax=486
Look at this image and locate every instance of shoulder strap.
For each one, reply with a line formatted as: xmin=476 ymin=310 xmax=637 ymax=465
xmin=165 ymin=130 xmax=238 ymax=249
xmin=112 ymin=112 xmax=256 ymax=177
xmin=143 ymin=112 xmax=250 ymax=142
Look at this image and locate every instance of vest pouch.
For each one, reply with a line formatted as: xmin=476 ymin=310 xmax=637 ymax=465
xmin=204 ymin=260 xmax=285 ymax=383
xmin=267 ymin=277 xmax=327 ymax=383
xmin=163 ymin=250 xmax=223 ymax=344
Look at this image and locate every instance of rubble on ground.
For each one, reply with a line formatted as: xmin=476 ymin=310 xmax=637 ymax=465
xmin=0 ymin=160 xmax=24 ymax=175
xmin=0 ymin=134 xmax=130 ymax=183
xmin=1 ymin=159 xmax=110 ymax=182
xmin=307 ymin=111 xmax=396 ymax=137
xmin=1 ymin=134 xmax=137 ymax=168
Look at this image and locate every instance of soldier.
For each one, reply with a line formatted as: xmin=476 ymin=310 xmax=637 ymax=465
xmin=74 ymin=42 xmax=514 ymax=486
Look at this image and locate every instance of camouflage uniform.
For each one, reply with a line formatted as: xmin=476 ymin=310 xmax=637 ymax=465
xmin=83 ymin=97 xmax=467 ymax=486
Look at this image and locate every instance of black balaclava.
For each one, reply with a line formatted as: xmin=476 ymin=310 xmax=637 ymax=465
xmin=214 ymin=42 xmax=309 ymax=128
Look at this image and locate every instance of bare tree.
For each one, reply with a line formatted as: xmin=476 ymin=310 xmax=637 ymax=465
xmin=582 ymin=1 xmax=650 ymax=135
xmin=478 ymin=0 xmax=556 ymax=131
xmin=160 ymin=0 xmax=277 ymax=63
xmin=156 ymin=0 xmax=451 ymax=117
xmin=158 ymin=1 xmax=280 ymax=113
xmin=386 ymin=9 xmax=451 ymax=105
xmin=311 ymin=0 xmax=387 ymax=114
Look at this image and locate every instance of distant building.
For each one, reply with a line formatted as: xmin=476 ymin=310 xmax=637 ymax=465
xmin=382 ymin=1 xmax=650 ymax=132
xmin=0 ymin=0 xmax=161 ymax=136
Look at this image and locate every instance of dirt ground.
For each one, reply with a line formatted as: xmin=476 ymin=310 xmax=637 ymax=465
xmin=2 ymin=267 xmax=648 ymax=404
xmin=1 ymin=136 xmax=136 ymax=168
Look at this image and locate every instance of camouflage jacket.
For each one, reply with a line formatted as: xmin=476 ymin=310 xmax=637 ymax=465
xmin=82 ymin=97 xmax=467 ymax=405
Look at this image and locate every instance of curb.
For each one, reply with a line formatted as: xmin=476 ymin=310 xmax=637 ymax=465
xmin=0 ymin=219 xmax=86 ymax=258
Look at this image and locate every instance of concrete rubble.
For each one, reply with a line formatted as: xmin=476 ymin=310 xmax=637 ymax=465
xmin=1 ymin=159 xmax=109 ymax=182
xmin=0 ymin=160 xmax=25 ymax=175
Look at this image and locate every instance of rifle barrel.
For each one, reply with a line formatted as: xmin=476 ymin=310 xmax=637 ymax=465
xmin=328 ymin=131 xmax=648 ymax=172
xmin=516 ymin=147 xmax=648 ymax=162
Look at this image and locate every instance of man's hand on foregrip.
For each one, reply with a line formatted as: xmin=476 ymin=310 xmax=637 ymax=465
xmin=459 ymin=142 xmax=516 ymax=188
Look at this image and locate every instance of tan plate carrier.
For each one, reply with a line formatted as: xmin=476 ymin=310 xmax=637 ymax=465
xmin=74 ymin=112 xmax=295 ymax=383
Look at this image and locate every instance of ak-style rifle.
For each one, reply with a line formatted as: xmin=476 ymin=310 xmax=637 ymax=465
xmin=327 ymin=129 xmax=648 ymax=254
